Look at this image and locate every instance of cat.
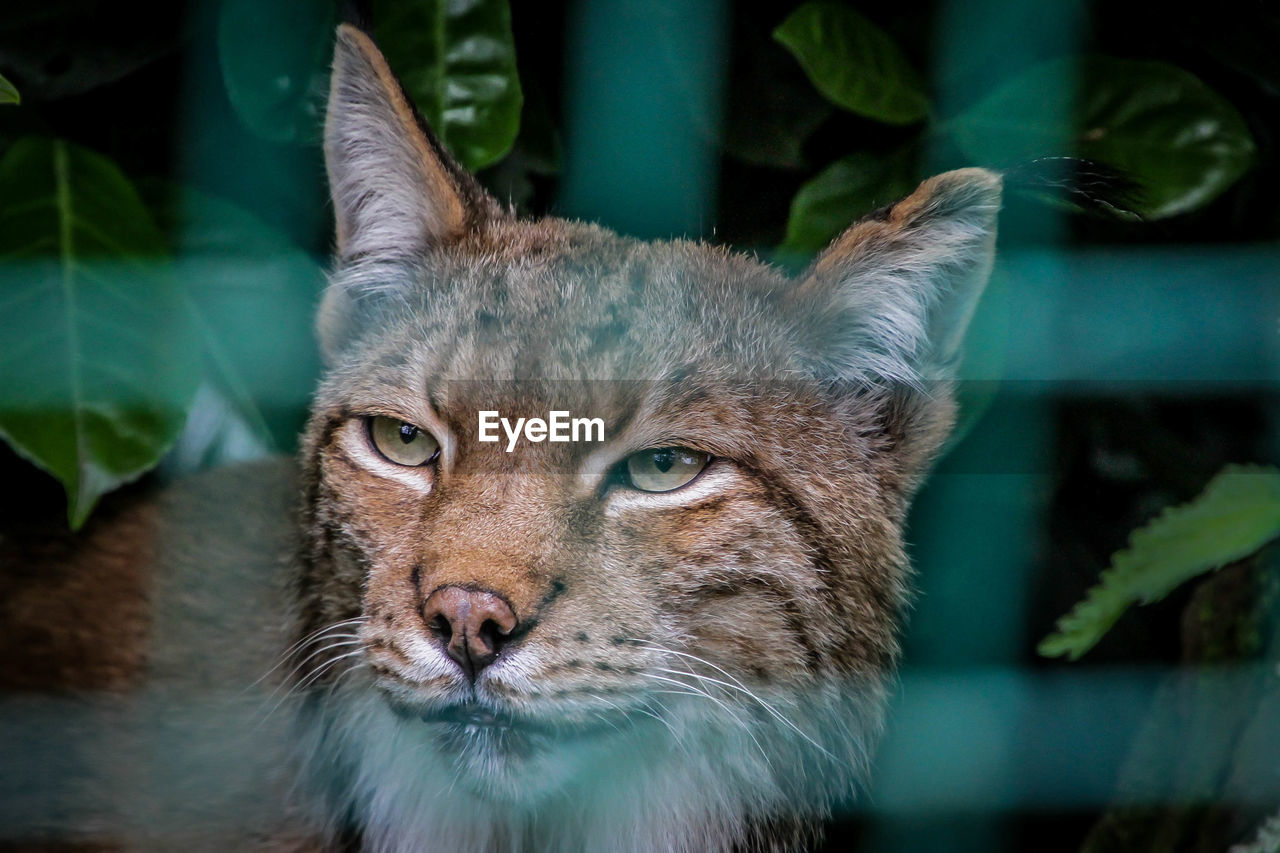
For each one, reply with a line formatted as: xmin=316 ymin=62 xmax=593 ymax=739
xmin=0 ymin=22 xmax=1000 ymax=853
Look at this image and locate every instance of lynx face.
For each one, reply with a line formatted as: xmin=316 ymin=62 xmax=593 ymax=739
xmin=294 ymin=25 xmax=1000 ymax=852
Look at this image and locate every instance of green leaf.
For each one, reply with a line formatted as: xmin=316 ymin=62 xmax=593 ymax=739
xmin=723 ymin=34 xmax=833 ymax=169
xmin=1039 ymin=465 xmax=1280 ymax=661
xmin=218 ymin=0 xmax=336 ymax=145
xmin=948 ymin=57 xmax=1257 ymax=219
xmin=0 ymin=139 xmax=200 ymax=527
xmin=143 ymin=182 xmax=325 ymax=455
xmin=477 ymin=83 xmax=561 ymax=210
xmin=0 ymin=73 xmax=19 ymax=105
xmin=781 ymin=146 xmax=919 ymax=253
xmin=374 ymin=0 xmax=523 ymax=170
xmin=773 ymin=2 xmax=929 ymax=125
xmin=0 ymin=2 xmax=183 ymax=100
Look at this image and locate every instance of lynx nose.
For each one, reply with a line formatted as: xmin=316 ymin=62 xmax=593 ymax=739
xmin=422 ymin=586 xmax=518 ymax=680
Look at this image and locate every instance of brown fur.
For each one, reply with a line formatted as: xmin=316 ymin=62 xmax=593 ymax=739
xmin=0 ymin=23 xmax=1000 ymax=853
xmin=0 ymin=496 xmax=153 ymax=692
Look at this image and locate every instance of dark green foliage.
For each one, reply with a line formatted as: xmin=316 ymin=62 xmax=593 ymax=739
xmin=948 ymin=58 xmax=1256 ymax=219
xmin=782 ymin=146 xmax=917 ymax=252
xmin=0 ymin=1 xmax=521 ymax=526
xmin=374 ymin=0 xmax=523 ymax=170
xmin=218 ymin=0 xmax=337 ymax=145
xmin=771 ymin=1 xmax=1260 ymax=252
xmin=0 ymin=138 xmax=198 ymax=527
xmin=773 ymin=3 xmax=928 ymax=125
xmin=1041 ymin=465 xmax=1280 ymax=660
xmin=144 ymin=182 xmax=326 ymax=456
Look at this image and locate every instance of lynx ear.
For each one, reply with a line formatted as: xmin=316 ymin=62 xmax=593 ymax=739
xmin=792 ymin=168 xmax=1002 ymax=388
xmin=324 ymin=24 xmax=498 ymax=261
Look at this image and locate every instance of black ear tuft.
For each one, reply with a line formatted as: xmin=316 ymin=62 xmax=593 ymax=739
xmin=1003 ymin=156 xmax=1145 ymax=221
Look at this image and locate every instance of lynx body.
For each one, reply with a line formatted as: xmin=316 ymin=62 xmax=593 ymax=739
xmin=0 ymin=24 xmax=1000 ymax=853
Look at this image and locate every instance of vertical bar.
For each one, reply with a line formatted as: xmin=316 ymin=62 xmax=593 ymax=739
xmin=557 ymin=0 xmax=728 ymax=239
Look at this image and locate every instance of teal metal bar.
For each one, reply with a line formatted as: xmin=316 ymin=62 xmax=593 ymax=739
xmin=557 ymin=0 xmax=728 ymax=239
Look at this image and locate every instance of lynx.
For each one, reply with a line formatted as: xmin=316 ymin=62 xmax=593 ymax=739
xmin=0 ymin=23 xmax=1000 ymax=853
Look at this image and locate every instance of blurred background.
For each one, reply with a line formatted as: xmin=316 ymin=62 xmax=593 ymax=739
xmin=1 ymin=0 xmax=1278 ymax=850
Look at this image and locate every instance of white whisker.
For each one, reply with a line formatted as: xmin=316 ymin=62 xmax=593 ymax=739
xmin=640 ymin=694 xmax=691 ymax=756
xmin=295 ymin=648 xmax=368 ymax=694
xmin=642 ymin=675 xmax=774 ymax=772
xmin=247 ymin=616 xmax=365 ymax=692
xmin=257 ymin=648 xmax=368 ymax=727
xmin=651 ymin=665 xmax=836 ymax=762
xmin=632 ymin=639 xmax=838 ymax=764
xmin=251 ymin=635 xmax=364 ymax=720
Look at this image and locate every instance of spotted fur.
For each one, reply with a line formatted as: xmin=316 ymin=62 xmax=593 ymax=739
xmin=0 ymin=23 xmax=1000 ymax=853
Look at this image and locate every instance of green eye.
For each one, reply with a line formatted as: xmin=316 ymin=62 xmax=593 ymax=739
xmin=624 ymin=447 xmax=711 ymax=493
xmin=368 ymin=417 xmax=440 ymax=467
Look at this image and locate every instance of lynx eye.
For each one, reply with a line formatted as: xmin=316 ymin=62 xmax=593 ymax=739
xmin=367 ymin=416 xmax=440 ymax=467
xmin=624 ymin=447 xmax=711 ymax=493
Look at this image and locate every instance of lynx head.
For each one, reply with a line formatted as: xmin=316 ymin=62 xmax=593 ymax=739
xmin=294 ymin=24 xmax=1000 ymax=852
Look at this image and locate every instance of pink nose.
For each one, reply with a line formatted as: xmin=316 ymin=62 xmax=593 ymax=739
xmin=421 ymin=586 xmax=518 ymax=680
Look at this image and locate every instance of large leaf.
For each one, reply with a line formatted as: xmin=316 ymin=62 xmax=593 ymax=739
xmin=144 ymin=183 xmax=325 ymax=457
xmin=477 ymin=83 xmax=561 ymax=210
xmin=723 ymin=33 xmax=833 ymax=169
xmin=948 ymin=57 xmax=1257 ymax=219
xmin=1039 ymin=466 xmax=1280 ymax=661
xmin=781 ymin=146 xmax=919 ymax=253
xmin=0 ymin=73 xmax=18 ymax=105
xmin=218 ymin=0 xmax=336 ymax=145
xmin=374 ymin=0 xmax=523 ymax=170
xmin=773 ymin=2 xmax=929 ymax=125
xmin=0 ymin=138 xmax=200 ymax=527
xmin=0 ymin=2 xmax=184 ymax=100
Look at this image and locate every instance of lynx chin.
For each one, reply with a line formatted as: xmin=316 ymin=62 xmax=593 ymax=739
xmin=0 ymin=19 xmax=1004 ymax=853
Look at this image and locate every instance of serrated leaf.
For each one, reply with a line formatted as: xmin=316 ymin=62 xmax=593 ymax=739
xmin=0 ymin=138 xmax=200 ymax=527
xmin=0 ymin=73 xmax=19 ymax=105
xmin=781 ymin=146 xmax=919 ymax=253
xmin=773 ymin=2 xmax=929 ymax=125
xmin=374 ymin=0 xmax=523 ymax=170
xmin=218 ymin=0 xmax=336 ymax=145
xmin=1039 ymin=465 xmax=1280 ymax=661
xmin=949 ymin=57 xmax=1257 ymax=219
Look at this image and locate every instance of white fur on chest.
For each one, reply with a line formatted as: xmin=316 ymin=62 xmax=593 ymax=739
xmin=295 ymin=678 xmax=876 ymax=853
